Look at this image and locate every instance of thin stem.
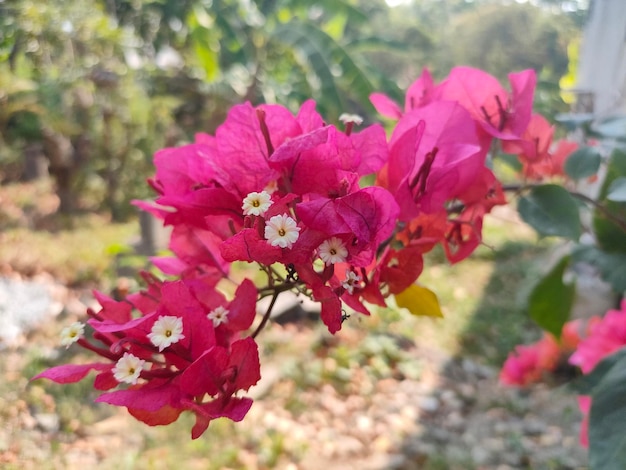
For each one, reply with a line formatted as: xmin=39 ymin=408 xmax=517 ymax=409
xmin=570 ymin=191 xmax=626 ymax=233
xmin=257 ymin=281 xmax=300 ymax=297
xmin=251 ymin=291 xmax=279 ymax=339
xmin=77 ymin=338 xmax=119 ymax=361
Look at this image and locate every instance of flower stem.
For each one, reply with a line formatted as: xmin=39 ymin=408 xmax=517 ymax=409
xmin=251 ymin=290 xmax=279 ymax=339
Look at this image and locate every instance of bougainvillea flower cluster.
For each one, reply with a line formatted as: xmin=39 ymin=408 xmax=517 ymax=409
xmin=35 ymin=66 xmax=580 ymax=438
xmin=501 ymin=301 xmax=626 ymax=447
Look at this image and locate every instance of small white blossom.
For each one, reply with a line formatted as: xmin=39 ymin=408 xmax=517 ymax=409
xmin=341 ymin=271 xmax=362 ymax=295
xmin=112 ymin=352 xmax=145 ymax=385
xmin=60 ymin=321 xmax=85 ymax=348
xmin=264 ymin=213 xmax=301 ymax=249
xmin=208 ymin=306 xmax=229 ymax=327
xmin=242 ymin=191 xmax=273 ymax=216
xmin=147 ymin=315 xmax=185 ymax=352
xmin=318 ymin=237 xmax=348 ymax=265
xmin=339 ymin=113 xmax=364 ymax=125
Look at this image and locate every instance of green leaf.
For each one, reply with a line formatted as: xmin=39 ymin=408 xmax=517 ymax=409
xmin=527 ymin=255 xmax=575 ymax=337
xmin=497 ymin=153 xmax=523 ymax=172
xmin=322 ymin=13 xmax=347 ymax=40
xmin=589 ymin=349 xmax=626 ymax=469
xmin=564 ymin=146 xmax=601 ymax=180
xmin=572 ymin=245 xmax=626 ymax=293
xmin=105 ymin=243 xmax=133 ymax=256
xmin=607 ymin=177 xmax=626 ymax=202
xmin=593 ymin=149 xmax=626 ymax=253
xmin=570 ymin=348 xmax=626 ymax=395
xmin=395 ymin=284 xmax=444 ymax=318
xmin=591 ymin=115 xmax=626 ymax=139
xmin=518 ymin=184 xmax=582 ymax=240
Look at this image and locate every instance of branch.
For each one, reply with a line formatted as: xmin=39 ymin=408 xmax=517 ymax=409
xmin=251 ymin=290 xmax=279 ymax=340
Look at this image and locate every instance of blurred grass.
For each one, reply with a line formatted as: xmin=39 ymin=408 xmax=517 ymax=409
xmin=0 ymin=181 xmax=138 ymax=286
xmin=0 ymin=217 xmax=137 ymax=286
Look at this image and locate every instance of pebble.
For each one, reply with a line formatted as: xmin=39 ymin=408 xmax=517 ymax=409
xmin=34 ymin=413 xmax=60 ymax=433
xmin=417 ymin=396 xmax=440 ymax=413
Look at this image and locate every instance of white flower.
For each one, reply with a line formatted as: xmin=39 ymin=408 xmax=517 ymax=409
xmin=242 ymin=191 xmax=273 ymax=216
xmin=112 ymin=352 xmax=145 ymax=385
xmin=208 ymin=306 xmax=229 ymax=327
xmin=341 ymin=271 xmax=362 ymax=295
xmin=318 ymin=237 xmax=348 ymax=265
xmin=264 ymin=213 xmax=301 ymax=249
xmin=60 ymin=321 xmax=85 ymax=348
xmin=147 ymin=315 xmax=185 ymax=352
xmin=339 ymin=113 xmax=364 ymax=125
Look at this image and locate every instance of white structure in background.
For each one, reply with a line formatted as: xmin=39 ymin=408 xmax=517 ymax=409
xmin=567 ymin=0 xmax=624 ymax=319
xmin=576 ymin=0 xmax=626 ymax=118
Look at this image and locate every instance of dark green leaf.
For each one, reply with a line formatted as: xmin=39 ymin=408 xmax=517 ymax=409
xmin=593 ymin=149 xmax=626 ymax=253
xmin=570 ymin=348 xmax=626 ymax=395
xmin=527 ymin=255 xmax=575 ymax=337
xmin=572 ymin=245 xmax=626 ymax=293
xmin=518 ymin=184 xmax=582 ymax=240
xmin=607 ymin=177 xmax=626 ymax=202
xmin=564 ymin=146 xmax=601 ymax=180
xmin=589 ymin=350 xmax=626 ymax=469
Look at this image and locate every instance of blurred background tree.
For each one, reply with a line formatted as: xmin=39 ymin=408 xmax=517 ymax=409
xmin=0 ymin=0 xmax=587 ymax=221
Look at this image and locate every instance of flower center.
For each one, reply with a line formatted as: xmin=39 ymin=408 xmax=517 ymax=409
xmin=165 ymin=330 xmax=172 ymax=337
xmin=252 ymin=200 xmax=260 ymax=207
xmin=330 ymin=248 xmax=337 ymax=255
xmin=278 ymin=228 xmax=286 ymax=236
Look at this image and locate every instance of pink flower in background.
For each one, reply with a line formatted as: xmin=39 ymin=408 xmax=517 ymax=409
xmin=569 ymin=300 xmax=626 ymax=374
xmin=499 ymin=334 xmax=561 ymax=386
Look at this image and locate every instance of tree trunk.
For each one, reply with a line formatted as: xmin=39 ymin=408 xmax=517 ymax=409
xmin=41 ymin=127 xmax=80 ymax=214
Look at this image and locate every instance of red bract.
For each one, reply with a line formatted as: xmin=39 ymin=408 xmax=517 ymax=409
xmin=521 ymin=139 xmax=579 ymax=180
xmin=501 ymin=113 xmax=554 ymax=164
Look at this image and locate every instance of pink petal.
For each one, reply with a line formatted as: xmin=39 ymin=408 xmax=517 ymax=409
xmin=228 ymin=338 xmax=261 ymax=391
xmin=227 ymin=279 xmax=258 ymax=332
xmin=220 ymin=228 xmax=283 ymax=265
xmin=33 ymin=363 xmax=110 ymax=384
xmin=179 ymin=347 xmax=229 ymax=397
xmin=96 ymin=381 xmax=182 ymax=412
xmin=370 ymin=92 xmax=403 ymax=119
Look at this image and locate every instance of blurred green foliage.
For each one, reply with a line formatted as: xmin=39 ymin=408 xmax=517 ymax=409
xmin=0 ymin=0 xmax=585 ymax=220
